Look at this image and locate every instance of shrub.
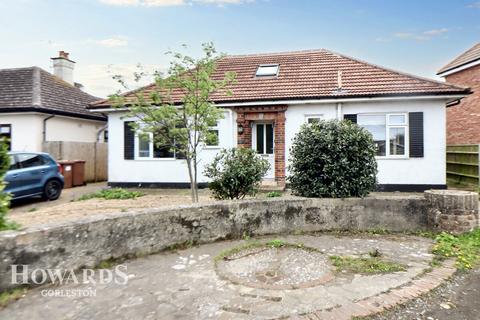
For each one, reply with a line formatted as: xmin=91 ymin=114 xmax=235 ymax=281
xmin=204 ymin=148 xmax=270 ymax=200
xmin=0 ymin=140 xmax=16 ymax=231
xmin=288 ymin=120 xmax=377 ymax=198
xmin=77 ymin=188 xmax=144 ymax=201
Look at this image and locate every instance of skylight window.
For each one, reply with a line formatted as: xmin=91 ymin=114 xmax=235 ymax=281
xmin=255 ymin=64 xmax=279 ymax=77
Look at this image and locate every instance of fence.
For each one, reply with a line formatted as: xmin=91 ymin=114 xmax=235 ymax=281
xmin=42 ymin=141 xmax=108 ymax=182
xmin=446 ymin=144 xmax=479 ymax=189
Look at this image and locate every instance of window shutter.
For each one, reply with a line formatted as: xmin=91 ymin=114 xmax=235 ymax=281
xmin=343 ymin=114 xmax=357 ymax=123
xmin=124 ymin=121 xmax=135 ymax=160
xmin=409 ymin=112 xmax=424 ymax=158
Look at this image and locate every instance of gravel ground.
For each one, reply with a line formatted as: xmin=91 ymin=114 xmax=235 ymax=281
xmin=367 ymin=267 xmax=480 ymax=320
xmin=9 ymin=188 xmax=215 ymax=228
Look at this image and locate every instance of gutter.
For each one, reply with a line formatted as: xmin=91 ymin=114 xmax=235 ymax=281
xmin=42 ymin=115 xmax=55 ymax=143
xmin=96 ymin=125 xmax=108 ymax=142
xmin=89 ymin=94 xmax=469 ymax=113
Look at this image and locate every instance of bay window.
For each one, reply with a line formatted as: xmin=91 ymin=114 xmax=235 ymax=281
xmin=358 ymin=113 xmax=408 ymax=158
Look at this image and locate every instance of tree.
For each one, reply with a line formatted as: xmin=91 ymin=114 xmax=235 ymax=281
xmin=288 ymin=120 xmax=377 ymax=198
xmin=111 ymin=43 xmax=235 ymax=202
xmin=0 ymin=139 xmax=15 ymax=231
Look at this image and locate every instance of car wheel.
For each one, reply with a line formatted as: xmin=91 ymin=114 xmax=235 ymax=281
xmin=43 ymin=179 xmax=62 ymax=201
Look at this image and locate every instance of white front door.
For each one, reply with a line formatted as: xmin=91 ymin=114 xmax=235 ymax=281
xmin=253 ymin=123 xmax=275 ymax=180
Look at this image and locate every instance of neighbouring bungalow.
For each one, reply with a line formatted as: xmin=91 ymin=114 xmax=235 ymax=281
xmin=0 ymin=51 xmax=107 ymax=152
xmin=89 ymin=49 xmax=469 ymax=191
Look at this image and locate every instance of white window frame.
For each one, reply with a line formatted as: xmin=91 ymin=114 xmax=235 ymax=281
xmin=255 ymin=64 xmax=280 ymax=77
xmin=358 ymin=112 xmax=409 ymax=159
xmin=304 ymin=114 xmax=324 ymax=124
xmin=134 ymin=132 xmax=177 ymax=161
xmin=204 ymin=121 xmax=221 ymax=149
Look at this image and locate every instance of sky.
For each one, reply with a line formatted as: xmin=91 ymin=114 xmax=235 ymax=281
xmin=0 ymin=0 xmax=479 ymax=98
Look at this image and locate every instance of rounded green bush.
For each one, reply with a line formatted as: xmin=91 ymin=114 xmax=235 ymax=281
xmin=204 ymin=148 xmax=270 ymax=200
xmin=288 ymin=120 xmax=377 ymax=198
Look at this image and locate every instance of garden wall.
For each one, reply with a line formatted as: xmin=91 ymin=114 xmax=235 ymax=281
xmin=0 ymin=191 xmax=477 ymax=291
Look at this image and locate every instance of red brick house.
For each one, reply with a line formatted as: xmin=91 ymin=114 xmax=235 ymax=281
xmin=438 ymin=42 xmax=480 ymax=144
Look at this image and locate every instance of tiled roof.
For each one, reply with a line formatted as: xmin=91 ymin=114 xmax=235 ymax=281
xmin=438 ymin=42 xmax=480 ymax=75
xmin=0 ymin=67 xmax=106 ymax=120
xmin=90 ymin=49 xmax=469 ymax=108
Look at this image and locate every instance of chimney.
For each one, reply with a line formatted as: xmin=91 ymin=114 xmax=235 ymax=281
xmin=51 ymin=51 xmax=75 ymax=85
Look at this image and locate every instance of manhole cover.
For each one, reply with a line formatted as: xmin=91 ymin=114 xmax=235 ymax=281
xmin=215 ymin=245 xmax=334 ymax=289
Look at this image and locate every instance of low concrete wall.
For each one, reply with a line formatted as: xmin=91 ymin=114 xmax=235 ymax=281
xmin=0 ymin=195 xmax=428 ymax=291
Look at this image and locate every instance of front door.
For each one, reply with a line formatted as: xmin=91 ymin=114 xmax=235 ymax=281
xmin=253 ymin=123 xmax=275 ymax=180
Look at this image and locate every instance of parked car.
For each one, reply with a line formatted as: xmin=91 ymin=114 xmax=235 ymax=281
xmin=4 ymin=152 xmax=64 ymax=201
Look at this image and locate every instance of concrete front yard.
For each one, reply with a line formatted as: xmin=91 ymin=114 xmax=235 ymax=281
xmin=0 ymin=234 xmax=454 ymax=320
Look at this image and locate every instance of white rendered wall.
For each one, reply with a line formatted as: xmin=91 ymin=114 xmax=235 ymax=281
xmin=341 ymin=99 xmax=447 ymax=185
xmin=108 ymin=110 xmax=236 ymax=184
xmin=45 ymin=116 xmax=105 ymax=143
xmin=108 ymin=98 xmax=447 ymax=186
xmin=284 ymin=99 xmax=447 ymax=185
xmin=0 ymin=113 xmax=44 ymax=151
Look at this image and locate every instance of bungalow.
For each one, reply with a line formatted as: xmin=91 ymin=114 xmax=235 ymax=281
xmin=89 ymin=49 xmax=469 ymax=191
xmin=0 ymin=51 xmax=107 ymax=152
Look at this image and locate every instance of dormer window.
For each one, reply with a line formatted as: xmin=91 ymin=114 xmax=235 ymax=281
xmin=255 ymin=64 xmax=279 ymax=77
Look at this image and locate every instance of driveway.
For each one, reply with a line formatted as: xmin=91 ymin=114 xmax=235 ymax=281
xmin=9 ymin=182 xmax=108 ymax=214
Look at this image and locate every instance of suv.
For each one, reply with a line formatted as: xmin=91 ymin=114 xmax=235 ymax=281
xmin=4 ymin=152 xmax=64 ymax=201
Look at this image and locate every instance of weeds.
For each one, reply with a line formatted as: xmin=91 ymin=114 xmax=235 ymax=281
xmin=432 ymin=228 xmax=480 ymax=269
xmin=329 ymin=255 xmax=406 ymax=274
xmin=77 ymin=188 xmax=144 ymax=201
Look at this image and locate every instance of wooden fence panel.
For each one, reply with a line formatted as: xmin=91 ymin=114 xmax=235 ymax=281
xmin=42 ymin=141 xmax=108 ymax=182
xmin=446 ymin=144 xmax=479 ymax=188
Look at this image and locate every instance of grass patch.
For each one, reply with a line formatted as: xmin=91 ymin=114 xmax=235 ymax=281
xmin=329 ymin=255 xmax=406 ymax=274
xmin=432 ymin=228 xmax=480 ymax=269
xmin=266 ymin=191 xmax=282 ymax=198
xmin=0 ymin=288 xmax=27 ymax=309
xmin=77 ymin=188 xmax=144 ymax=201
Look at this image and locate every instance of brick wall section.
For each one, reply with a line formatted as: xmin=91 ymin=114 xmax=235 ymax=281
xmin=234 ymin=105 xmax=287 ymax=186
xmin=274 ymin=111 xmax=286 ymax=187
xmin=445 ymin=64 xmax=480 ymax=144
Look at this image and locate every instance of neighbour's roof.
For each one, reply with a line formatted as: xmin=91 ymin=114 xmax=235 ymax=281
xmin=438 ymin=42 xmax=480 ymax=75
xmin=90 ymin=49 xmax=469 ymax=109
xmin=0 ymin=67 xmax=106 ymax=121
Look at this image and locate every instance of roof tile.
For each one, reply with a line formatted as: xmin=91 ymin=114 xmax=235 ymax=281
xmin=91 ymin=49 xmax=469 ymax=108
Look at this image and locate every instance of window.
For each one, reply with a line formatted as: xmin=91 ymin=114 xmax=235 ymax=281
xmin=358 ymin=113 xmax=408 ymax=158
xmin=138 ymin=135 xmax=150 ymax=158
xmin=17 ymin=153 xmax=47 ymax=168
xmin=136 ymin=132 xmax=180 ymax=160
xmin=0 ymin=124 xmax=11 ymax=151
xmin=9 ymin=155 xmax=19 ymax=170
xmin=305 ymin=115 xmax=323 ymax=124
xmin=255 ymin=64 xmax=279 ymax=77
xmin=206 ymin=121 xmax=220 ymax=147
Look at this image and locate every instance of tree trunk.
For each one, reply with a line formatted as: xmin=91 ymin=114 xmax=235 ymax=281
xmin=192 ymin=153 xmax=199 ymax=203
xmin=185 ymin=157 xmax=196 ymax=203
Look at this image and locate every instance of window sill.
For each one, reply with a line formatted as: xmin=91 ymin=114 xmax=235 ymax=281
xmin=375 ymin=156 xmax=410 ymax=160
xmin=204 ymin=146 xmax=221 ymax=150
xmin=134 ymin=158 xmax=183 ymax=161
